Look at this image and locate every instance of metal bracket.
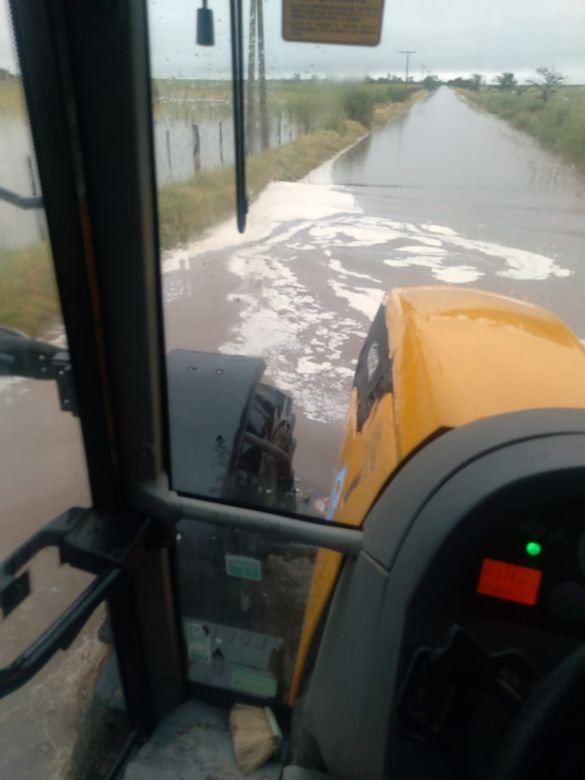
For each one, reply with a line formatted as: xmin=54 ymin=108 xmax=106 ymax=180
xmin=54 ymin=350 xmax=78 ymax=414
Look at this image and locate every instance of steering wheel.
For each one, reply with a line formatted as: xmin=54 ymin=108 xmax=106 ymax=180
xmin=493 ymin=642 xmax=585 ymax=780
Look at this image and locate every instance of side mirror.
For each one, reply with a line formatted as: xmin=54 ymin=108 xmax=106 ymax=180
xmin=0 ymin=326 xmax=76 ymax=413
xmin=0 ymin=326 xmax=57 ymax=379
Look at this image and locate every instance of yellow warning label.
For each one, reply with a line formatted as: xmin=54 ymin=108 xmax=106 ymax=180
xmin=283 ymin=0 xmax=385 ymax=47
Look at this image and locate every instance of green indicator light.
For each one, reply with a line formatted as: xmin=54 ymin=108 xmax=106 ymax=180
xmin=525 ymin=541 xmax=542 ymax=558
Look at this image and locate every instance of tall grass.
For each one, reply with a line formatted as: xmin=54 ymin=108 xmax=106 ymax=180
xmin=0 ymin=242 xmax=60 ymax=336
xmin=154 ymin=78 xmax=419 ymax=132
xmin=464 ymin=87 xmax=585 ymax=169
xmin=0 ymin=80 xmax=26 ymax=117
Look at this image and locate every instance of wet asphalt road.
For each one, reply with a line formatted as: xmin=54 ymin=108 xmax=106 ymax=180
xmin=329 ymin=87 xmax=585 ymax=333
xmin=333 ymin=87 xmax=585 ymax=330
xmin=1 ymin=85 xmax=585 ymax=777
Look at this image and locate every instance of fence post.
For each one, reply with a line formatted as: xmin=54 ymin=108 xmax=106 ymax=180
xmin=192 ymin=124 xmax=201 ymax=173
xmin=219 ymin=121 xmax=224 ymax=165
xmin=165 ymin=128 xmax=173 ymax=181
xmin=27 ymin=154 xmax=46 ymax=240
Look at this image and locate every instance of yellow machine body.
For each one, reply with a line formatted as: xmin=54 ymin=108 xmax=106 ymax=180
xmin=290 ymin=286 xmax=585 ymax=701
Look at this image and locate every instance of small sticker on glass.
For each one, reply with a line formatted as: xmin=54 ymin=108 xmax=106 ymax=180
xmin=184 ymin=620 xmax=212 ymax=664
xmin=225 ymin=554 xmax=262 ymax=581
xmin=230 ymin=667 xmax=277 ymax=698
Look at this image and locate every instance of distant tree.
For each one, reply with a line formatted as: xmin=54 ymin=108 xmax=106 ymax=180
xmin=470 ymin=73 xmax=484 ymax=91
xmin=422 ymin=74 xmax=441 ymax=91
xmin=447 ymin=76 xmax=473 ymax=88
xmin=0 ymin=67 xmax=15 ymax=81
xmin=528 ymin=66 xmax=566 ymax=101
xmin=494 ymin=72 xmax=517 ymax=90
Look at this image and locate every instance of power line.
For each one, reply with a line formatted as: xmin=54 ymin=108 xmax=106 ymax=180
xmin=399 ymin=50 xmax=416 ymax=83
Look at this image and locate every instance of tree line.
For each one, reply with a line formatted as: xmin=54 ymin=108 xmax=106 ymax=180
xmin=367 ymin=67 xmax=567 ymax=102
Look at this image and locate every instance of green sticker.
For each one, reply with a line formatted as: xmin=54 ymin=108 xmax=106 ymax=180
xmin=230 ymin=668 xmax=277 ymax=698
xmin=225 ymin=554 xmax=262 ymax=581
xmin=184 ymin=620 xmax=211 ymax=664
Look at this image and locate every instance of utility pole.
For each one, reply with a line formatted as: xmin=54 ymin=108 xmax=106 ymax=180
xmin=399 ymin=50 xmax=416 ymax=83
xmin=246 ymin=0 xmax=269 ymax=153
xmin=257 ymin=0 xmax=269 ymax=150
xmin=246 ymin=0 xmax=257 ymax=154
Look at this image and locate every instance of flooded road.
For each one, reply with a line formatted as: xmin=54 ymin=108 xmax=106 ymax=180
xmin=327 ymin=87 xmax=585 ymax=332
xmin=2 ymin=86 xmax=585 ymax=776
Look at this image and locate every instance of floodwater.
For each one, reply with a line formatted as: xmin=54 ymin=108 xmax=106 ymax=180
xmin=2 ymin=85 xmax=585 ymax=777
xmin=0 ymin=106 xmax=298 ymax=248
xmin=153 ymin=107 xmax=298 ymax=185
xmin=328 ymin=86 xmax=585 ymax=332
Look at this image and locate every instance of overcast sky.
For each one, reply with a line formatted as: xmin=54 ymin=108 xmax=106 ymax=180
xmin=2 ymin=0 xmax=584 ymax=83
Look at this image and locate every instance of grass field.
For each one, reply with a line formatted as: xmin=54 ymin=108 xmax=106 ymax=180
xmin=0 ymin=79 xmax=25 ymax=117
xmin=0 ymin=242 xmax=60 ymax=337
xmin=462 ymin=86 xmax=585 ymax=170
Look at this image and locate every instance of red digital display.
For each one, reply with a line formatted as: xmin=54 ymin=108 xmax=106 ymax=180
xmin=477 ymin=558 xmax=542 ymax=606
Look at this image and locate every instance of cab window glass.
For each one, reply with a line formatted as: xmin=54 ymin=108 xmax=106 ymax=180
xmin=148 ymin=0 xmax=585 ymax=523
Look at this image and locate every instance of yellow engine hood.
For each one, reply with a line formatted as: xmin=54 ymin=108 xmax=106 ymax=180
xmin=390 ymin=286 xmax=585 ymax=459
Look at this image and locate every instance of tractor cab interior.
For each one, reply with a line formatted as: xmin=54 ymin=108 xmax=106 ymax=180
xmin=1 ymin=1 xmax=585 ymax=779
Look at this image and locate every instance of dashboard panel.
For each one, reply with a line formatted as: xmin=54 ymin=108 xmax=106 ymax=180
xmin=465 ymin=500 xmax=585 ymax=638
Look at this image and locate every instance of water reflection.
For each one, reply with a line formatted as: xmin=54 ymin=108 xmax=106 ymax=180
xmin=332 ymin=88 xmax=585 ymax=204
xmin=153 ymin=110 xmax=299 ymax=185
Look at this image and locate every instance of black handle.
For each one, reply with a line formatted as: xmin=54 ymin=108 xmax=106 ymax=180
xmin=0 ymin=508 xmax=149 ymax=699
xmin=0 ymin=567 xmax=121 ymax=700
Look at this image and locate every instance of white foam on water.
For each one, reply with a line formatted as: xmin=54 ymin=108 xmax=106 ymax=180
xmin=309 ymin=223 xmax=404 ymax=247
xmin=397 ymin=245 xmax=448 ymax=256
xmin=434 ymin=265 xmax=484 ymax=284
xmin=221 ymin=236 xmax=362 ymax=424
xmin=159 ymin=167 xmax=573 ymax=425
xmin=216 ymin=204 xmax=571 ymax=423
xmin=297 ymin=357 xmax=333 ymax=375
xmin=328 ymin=280 xmax=384 ymax=320
xmin=328 ymin=258 xmax=381 ymax=283
xmin=162 ymin=180 xmax=360 ymax=273
xmin=423 ymin=223 xmax=457 ymax=236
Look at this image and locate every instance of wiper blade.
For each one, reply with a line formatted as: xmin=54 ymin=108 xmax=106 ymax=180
xmin=229 ymin=0 xmax=248 ymax=233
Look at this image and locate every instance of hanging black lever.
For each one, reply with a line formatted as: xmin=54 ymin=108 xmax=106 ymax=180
xmin=229 ymin=0 xmax=248 ymax=233
xmin=196 ymin=0 xmax=215 ymax=46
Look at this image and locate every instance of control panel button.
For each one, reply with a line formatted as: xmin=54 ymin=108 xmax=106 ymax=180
xmin=548 ymin=581 xmax=585 ymax=623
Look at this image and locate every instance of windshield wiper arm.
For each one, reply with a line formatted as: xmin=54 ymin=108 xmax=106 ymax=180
xmin=229 ymin=0 xmax=248 ymax=233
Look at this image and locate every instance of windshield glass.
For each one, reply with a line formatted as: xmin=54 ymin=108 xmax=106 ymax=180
xmin=147 ymin=0 xmax=585 ymax=522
